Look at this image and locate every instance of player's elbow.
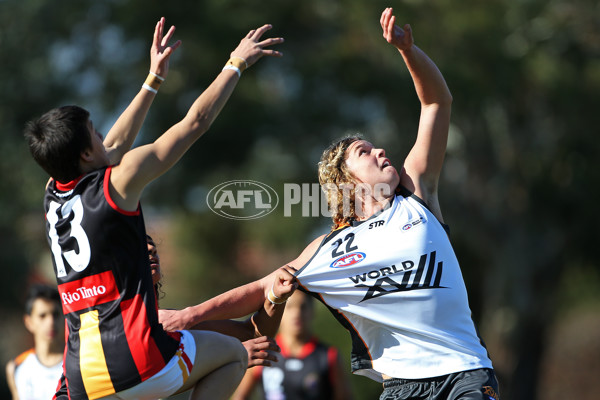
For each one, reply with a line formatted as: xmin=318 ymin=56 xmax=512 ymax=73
xmin=421 ymin=92 xmax=452 ymax=109
xmin=433 ymin=90 xmax=453 ymax=107
xmin=190 ymin=118 xmax=211 ymax=137
xmin=183 ymin=111 xmax=213 ymax=137
xmin=442 ymin=91 xmax=453 ymax=105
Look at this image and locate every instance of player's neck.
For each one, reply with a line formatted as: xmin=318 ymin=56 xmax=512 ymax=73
xmin=35 ymin=340 xmax=63 ymax=367
xmin=282 ymin=333 xmax=311 ymax=356
xmin=356 ymin=194 xmax=393 ymax=221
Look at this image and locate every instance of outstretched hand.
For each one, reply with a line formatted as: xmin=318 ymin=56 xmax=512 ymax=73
xmin=230 ymin=24 xmax=284 ymax=69
xmin=243 ymin=336 xmax=280 ymax=368
xmin=150 ymin=17 xmax=182 ymax=78
xmin=158 ymin=308 xmax=192 ymax=331
xmin=380 ymin=7 xmax=413 ymax=51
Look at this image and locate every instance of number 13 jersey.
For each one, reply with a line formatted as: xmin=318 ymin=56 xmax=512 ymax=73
xmin=295 ymin=189 xmax=492 ymax=382
xmin=44 ymin=167 xmax=179 ymax=400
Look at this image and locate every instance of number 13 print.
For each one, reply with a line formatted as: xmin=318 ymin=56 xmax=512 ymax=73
xmin=47 ymin=196 xmax=91 ymax=278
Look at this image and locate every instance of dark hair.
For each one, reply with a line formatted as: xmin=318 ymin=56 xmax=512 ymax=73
xmin=24 ymin=105 xmax=92 ymax=182
xmin=146 ymin=234 xmax=164 ymax=300
xmin=24 ymin=284 xmax=60 ymax=315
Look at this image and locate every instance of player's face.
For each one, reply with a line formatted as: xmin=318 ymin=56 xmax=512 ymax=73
xmin=147 ymin=238 xmax=162 ymax=285
xmin=24 ymin=299 xmax=63 ymax=345
xmin=85 ymin=119 xmax=109 ymax=167
xmin=344 ymin=140 xmax=399 ymax=197
xmin=280 ymin=291 xmax=313 ymax=339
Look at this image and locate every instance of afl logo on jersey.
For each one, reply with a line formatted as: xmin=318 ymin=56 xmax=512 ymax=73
xmin=330 ymin=252 xmax=366 ymax=268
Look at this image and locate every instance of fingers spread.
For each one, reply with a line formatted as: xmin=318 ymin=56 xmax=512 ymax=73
xmin=153 ymin=20 xmax=161 ymax=47
xmin=251 ymin=24 xmax=273 ymax=41
xmin=260 ymin=49 xmax=283 ymax=58
xmin=170 ymin=40 xmax=182 ymax=53
xmin=162 ymin=25 xmax=177 ymax=47
xmin=232 ymin=24 xmax=284 ymax=68
xmin=258 ymin=37 xmax=285 ymax=48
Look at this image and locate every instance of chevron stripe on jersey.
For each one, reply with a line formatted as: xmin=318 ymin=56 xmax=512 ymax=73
xmin=296 ymin=190 xmax=492 ymax=381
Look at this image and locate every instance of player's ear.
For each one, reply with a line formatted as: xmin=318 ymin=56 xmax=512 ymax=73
xmin=80 ymin=147 xmax=93 ymax=162
xmin=23 ymin=314 xmax=34 ymax=334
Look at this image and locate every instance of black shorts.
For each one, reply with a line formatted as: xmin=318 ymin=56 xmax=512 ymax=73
xmin=379 ymin=368 xmax=500 ymax=400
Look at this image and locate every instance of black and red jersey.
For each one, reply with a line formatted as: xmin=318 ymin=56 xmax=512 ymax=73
xmin=255 ymin=335 xmax=338 ymax=400
xmin=44 ymin=166 xmax=179 ymax=400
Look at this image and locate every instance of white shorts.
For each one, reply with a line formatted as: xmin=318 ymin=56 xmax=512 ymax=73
xmin=98 ymin=330 xmax=196 ymax=400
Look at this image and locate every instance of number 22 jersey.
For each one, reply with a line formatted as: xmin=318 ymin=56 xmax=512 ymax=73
xmin=44 ymin=166 xmax=179 ymax=400
xmin=295 ymin=189 xmax=493 ymax=382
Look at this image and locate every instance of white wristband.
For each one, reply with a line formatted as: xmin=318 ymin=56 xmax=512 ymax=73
xmin=267 ymin=284 xmax=287 ymax=305
xmin=222 ymin=65 xmax=241 ymax=78
xmin=142 ymin=84 xmax=158 ymax=94
xmin=149 ymin=71 xmax=165 ymax=81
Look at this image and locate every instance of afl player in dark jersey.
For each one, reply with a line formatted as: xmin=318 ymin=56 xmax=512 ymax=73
xmin=26 ymin=19 xmax=290 ymax=400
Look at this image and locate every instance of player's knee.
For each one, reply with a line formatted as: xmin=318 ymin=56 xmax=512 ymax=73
xmin=237 ymin=340 xmax=248 ymax=368
xmin=213 ymin=333 xmax=247 ymax=365
xmin=229 ymin=336 xmax=248 ymax=368
xmin=218 ymin=337 xmax=247 ymax=382
xmin=232 ymin=340 xmax=248 ymax=383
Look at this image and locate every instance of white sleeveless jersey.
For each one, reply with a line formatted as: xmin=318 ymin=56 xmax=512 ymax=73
xmin=13 ymin=349 xmax=62 ymax=400
xmin=295 ymin=191 xmax=493 ymax=381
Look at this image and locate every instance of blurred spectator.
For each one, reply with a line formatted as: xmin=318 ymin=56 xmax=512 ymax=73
xmin=5 ymin=284 xmax=64 ymax=400
xmin=231 ymin=290 xmax=353 ymax=400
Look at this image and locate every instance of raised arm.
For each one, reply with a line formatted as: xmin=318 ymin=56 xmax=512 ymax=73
xmin=109 ymin=24 xmax=283 ymax=211
xmin=381 ymin=8 xmax=452 ymax=218
xmin=104 ymin=17 xmax=181 ymax=164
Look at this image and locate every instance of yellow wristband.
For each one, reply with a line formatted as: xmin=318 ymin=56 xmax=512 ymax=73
xmin=142 ymin=71 xmax=164 ymax=94
xmin=267 ymin=285 xmax=287 ymax=305
xmin=225 ymin=57 xmax=248 ymax=73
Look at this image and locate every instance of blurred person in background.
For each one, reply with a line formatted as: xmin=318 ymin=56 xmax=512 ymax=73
xmin=5 ymin=284 xmax=64 ymax=400
xmin=231 ymin=290 xmax=353 ymax=400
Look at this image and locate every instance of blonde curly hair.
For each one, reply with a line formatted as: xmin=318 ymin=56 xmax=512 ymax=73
xmin=318 ymin=135 xmax=362 ymax=228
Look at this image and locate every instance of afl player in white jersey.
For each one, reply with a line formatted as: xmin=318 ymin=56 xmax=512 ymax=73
xmin=160 ymin=8 xmax=500 ymax=400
